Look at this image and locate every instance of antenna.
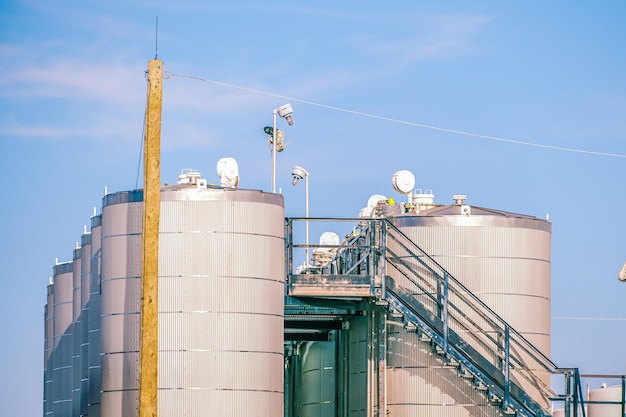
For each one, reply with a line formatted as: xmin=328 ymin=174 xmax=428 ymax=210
xmin=154 ymin=17 xmax=159 ymax=59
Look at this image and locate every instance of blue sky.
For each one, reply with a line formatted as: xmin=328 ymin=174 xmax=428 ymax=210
xmin=1 ymin=1 xmax=625 ymax=415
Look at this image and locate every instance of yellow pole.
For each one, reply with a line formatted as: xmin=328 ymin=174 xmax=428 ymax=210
xmin=139 ymin=59 xmax=162 ymax=417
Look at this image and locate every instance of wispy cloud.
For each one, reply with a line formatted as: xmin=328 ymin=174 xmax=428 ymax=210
xmin=0 ymin=58 xmax=145 ymax=106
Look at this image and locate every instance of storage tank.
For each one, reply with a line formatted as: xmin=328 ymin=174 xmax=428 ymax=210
xmin=71 ymin=245 xmax=82 ymax=417
xmin=299 ymin=341 xmax=337 ymax=417
xmin=44 ymin=282 xmax=54 ymax=417
xmin=79 ymin=230 xmax=92 ymax=416
xmin=87 ymin=213 xmax=102 ymax=417
xmin=384 ymin=192 xmax=551 ymax=416
xmin=100 ymin=170 xmax=285 ymax=417
xmin=388 ymin=194 xmax=551 ymax=355
xmin=51 ymin=261 xmax=74 ymax=416
xmin=588 ymin=384 xmax=623 ymax=417
xmin=387 ymin=321 xmax=502 ymax=417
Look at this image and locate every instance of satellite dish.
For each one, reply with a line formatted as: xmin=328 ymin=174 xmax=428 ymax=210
xmin=367 ymin=194 xmax=387 ymax=210
xmin=392 ymin=170 xmax=415 ymax=195
xmin=360 ymin=194 xmax=387 ymax=217
xmin=319 ymin=232 xmax=340 ymax=247
xmin=216 ymin=157 xmax=239 ymax=188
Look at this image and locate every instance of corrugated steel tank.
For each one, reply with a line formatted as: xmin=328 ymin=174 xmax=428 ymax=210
xmin=386 ymin=321 xmax=503 ymax=417
xmin=51 ymin=261 xmax=74 ymax=416
xmin=87 ymin=214 xmax=102 ymax=417
xmin=385 ymin=193 xmax=551 ymax=416
xmin=79 ymin=230 xmax=92 ymax=416
xmin=99 ymin=171 xmax=285 ymax=417
xmin=44 ymin=283 xmax=54 ymax=417
xmin=389 ymin=195 xmax=551 ymax=355
xmin=588 ymin=385 xmax=623 ymax=417
xmin=71 ymin=245 xmax=82 ymax=417
xmin=299 ymin=341 xmax=337 ymax=417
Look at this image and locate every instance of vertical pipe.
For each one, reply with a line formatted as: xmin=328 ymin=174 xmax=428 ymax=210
xmin=139 ymin=58 xmax=162 ymax=417
xmin=305 ymin=174 xmax=309 ymax=264
xmin=272 ymin=110 xmax=277 ymax=193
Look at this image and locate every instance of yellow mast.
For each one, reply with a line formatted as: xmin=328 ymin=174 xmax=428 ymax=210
xmin=139 ymin=59 xmax=162 ymax=417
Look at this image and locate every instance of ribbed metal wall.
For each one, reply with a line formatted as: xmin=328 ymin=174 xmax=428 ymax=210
xmin=71 ymin=246 xmax=82 ymax=417
xmin=99 ymin=185 xmax=285 ymax=417
xmin=79 ymin=231 xmax=92 ymax=416
xmin=44 ymin=284 xmax=54 ymax=417
xmin=52 ymin=261 xmax=74 ymax=416
xmin=390 ymin=209 xmax=551 ymax=356
xmin=386 ymin=321 xmax=502 ymax=417
xmin=157 ymin=188 xmax=284 ymax=416
xmin=100 ymin=190 xmax=143 ymax=417
xmin=87 ymin=214 xmax=102 ymax=417
xmin=346 ymin=315 xmax=371 ymax=416
xmin=299 ymin=341 xmax=337 ymax=417
xmin=388 ymin=205 xmax=552 ymax=414
xmin=588 ymin=385 xmax=622 ymax=417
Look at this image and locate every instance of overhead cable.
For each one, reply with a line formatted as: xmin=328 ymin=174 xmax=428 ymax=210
xmin=164 ymin=71 xmax=626 ymax=159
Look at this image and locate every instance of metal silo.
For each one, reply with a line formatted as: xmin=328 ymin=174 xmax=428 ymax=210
xmin=299 ymin=341 xmax=337 ymax=417
xmin=44 ymin=283 xmax=54 ymax=417
xmin=72 ymin=245 xmax=82 ymax=417
xmin=100 ymin=170 xmax=285 ymax=417
xmin=100 ymin=189 xmax=143 ymax=417
xmin=386 ymin=321 xmax=502 ymax=417
xmin=588 ymin=385 xmax=622 ymax=417
xmin=51 ymin=261 xmax=74 ymax=416
xmin=87 ymin=214 xmax=102 ymax=417
xmin=79 ymin=230 xmax=92 ymax=416
xmin=389 ymin=195 xmax=551 ymax=356
xmin=386 ymin=193 xmax=551 ymax=415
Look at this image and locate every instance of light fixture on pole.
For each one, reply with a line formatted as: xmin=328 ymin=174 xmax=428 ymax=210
xmin=291 ymin=165 xmax=309 ymax=264
xmin=268 ymin=103 xmax=294 ymax=193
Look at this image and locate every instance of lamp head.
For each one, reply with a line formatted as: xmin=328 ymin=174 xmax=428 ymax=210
xmin=277 ymin=103 xmax=294 ymax=125
xmin=291 ymin=165 xmax=308 ymax=186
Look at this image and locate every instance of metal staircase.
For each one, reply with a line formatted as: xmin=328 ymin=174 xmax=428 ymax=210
xmin=285 ymin=217 xmax=588 ymax=417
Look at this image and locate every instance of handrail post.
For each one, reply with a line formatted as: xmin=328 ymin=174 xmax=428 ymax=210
xmin=622 ymin=375 xmax=626 ymax=417
xmin=284 ymin=218 xmax=293 ymax=293
xmin=369 ymin=219 xmax=376 ymax=294
xmin=565 ymin=370 xmax=572 ymax=417
xmin=442 ymin=271 xmax=449 ymax=357
xmin=573 ymin=369 xmax=580 ymax=417
xmin=504 ymin=326 xmax=510 ymax=410
xmin=380 ymin=220 xmax=387 ymax=298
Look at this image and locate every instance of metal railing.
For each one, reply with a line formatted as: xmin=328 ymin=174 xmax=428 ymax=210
xmin=284 ymin=217 xmax=595 ymax=417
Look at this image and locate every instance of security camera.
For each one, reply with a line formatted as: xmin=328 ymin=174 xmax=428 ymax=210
xmin=291 ymin=165 xmax=308 ymax=186
xmin=277 ymin=103 xmax=294 ymax=125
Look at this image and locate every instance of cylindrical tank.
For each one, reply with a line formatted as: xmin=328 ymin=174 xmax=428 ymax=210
xmin=44 ymin=283 xmax=54 ymax=417
xmin=299 ymin=341 xmax=337 ymax=417
xmin=386 ymin=197 xmax=551 ymax=415
xmin=387 ymin=321 xmax=502 ymax=417
xmin=588 ymin=384 xmax=623 ymax=417
xmin=389 ymin=202 xmax=551 ymax=354
xmin=52 ymin=261 xmax=74 ymax=416
xmin=100 ymin=178 xmax=285 ymax=417
xmin=87 ymin=214 xmax=102 ymax=417
xmin=79 ymin=231 xmax=92 ymax=416
xmin=72 ymin=245 xmax=82 ymax=417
